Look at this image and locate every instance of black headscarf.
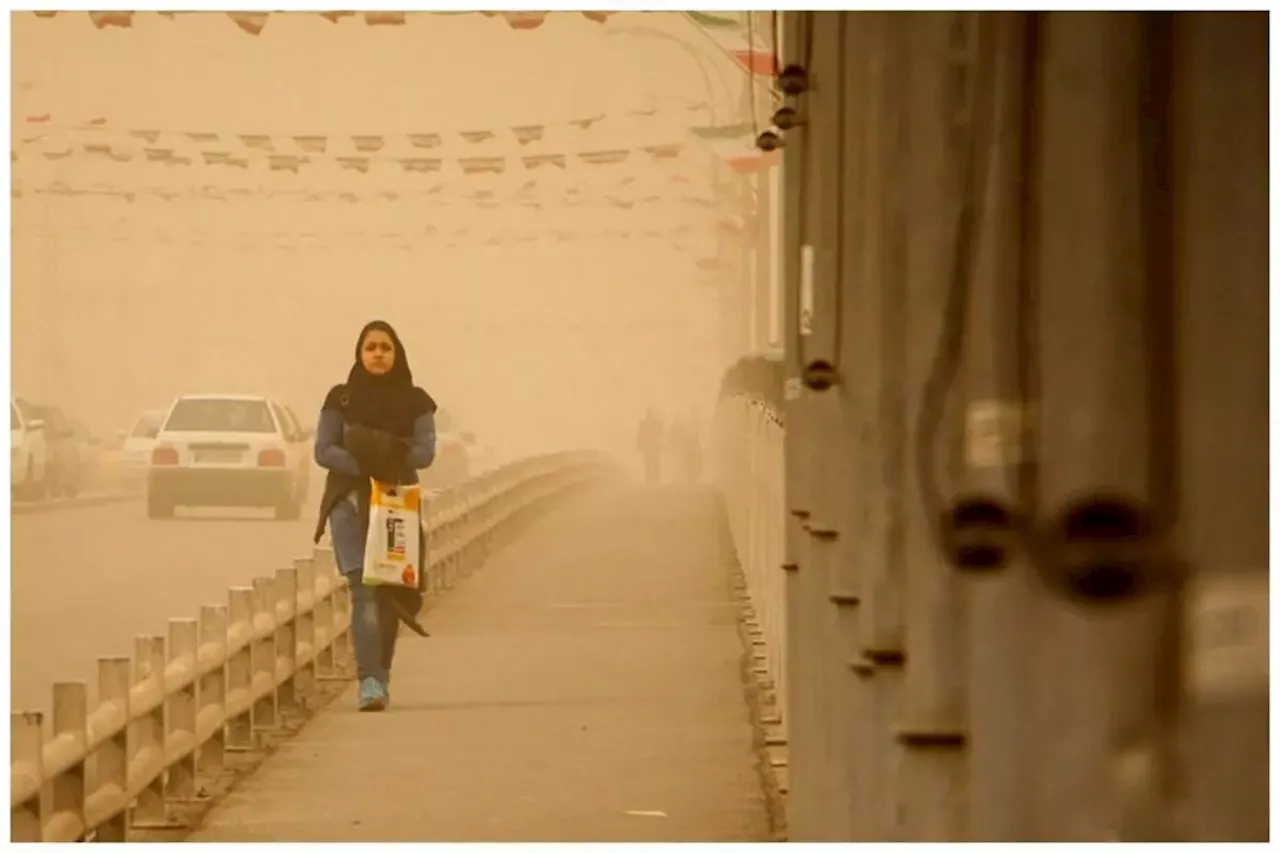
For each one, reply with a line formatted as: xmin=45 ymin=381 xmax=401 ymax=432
xmin=323 ymin=320 xmax=436 ymax=438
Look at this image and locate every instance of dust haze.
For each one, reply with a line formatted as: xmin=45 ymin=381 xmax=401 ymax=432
xmin=12 ymin=11 xmax=742 ymax=459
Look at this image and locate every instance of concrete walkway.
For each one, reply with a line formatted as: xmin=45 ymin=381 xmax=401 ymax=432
xmin=189 ymin=483 xmax=771 ymax=842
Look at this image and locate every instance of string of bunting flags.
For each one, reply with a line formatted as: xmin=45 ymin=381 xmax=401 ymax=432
xmin=13 ymin=220 xmax=725 ymax=253
xmin=10 ymin=177 xmax=740 ymax=220
xmin=24 ymin=11 xmax=779 ymax=81
xmin=27 ymin=11 xmax=617 ymax=34
xmin=14 ymin=113 xmax=779 ymax=178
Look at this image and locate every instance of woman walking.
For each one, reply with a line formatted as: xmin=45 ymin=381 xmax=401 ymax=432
xmin=313 ymin=320 xmax=438 ymax=711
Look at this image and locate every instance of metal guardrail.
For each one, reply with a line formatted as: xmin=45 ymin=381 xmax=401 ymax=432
xmin=10 ymin=450 xmax=614 ymax=842
xmin=714 ymin=395 xmax=787 ymax=737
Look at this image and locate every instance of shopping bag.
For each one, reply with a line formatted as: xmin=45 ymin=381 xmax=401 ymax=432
xmin=362 ymin=480 xmax=423 ymax=588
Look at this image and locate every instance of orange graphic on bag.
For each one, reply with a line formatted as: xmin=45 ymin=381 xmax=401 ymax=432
xmin=402 ymin=565 xmax=416 ymax=586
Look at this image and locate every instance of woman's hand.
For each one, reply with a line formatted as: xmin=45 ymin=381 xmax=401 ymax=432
xmin=345 ymin=424 xmax=406 ymax=459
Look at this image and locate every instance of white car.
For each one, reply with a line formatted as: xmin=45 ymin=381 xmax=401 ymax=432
xmin=146 ymin=394 xmax=312 ymax=520
xmin=121 ymin=408 xmax=168 ymax=470
xmin=10 ymin=398 xmax=48 ymax=500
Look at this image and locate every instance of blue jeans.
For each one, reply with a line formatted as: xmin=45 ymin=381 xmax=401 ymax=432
xmin=346 ymin=570 xmax=400 ymax=685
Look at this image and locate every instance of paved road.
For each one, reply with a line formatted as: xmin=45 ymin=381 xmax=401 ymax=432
xmin=190 ymin=483 xmax=770 ymax=842
xmin=11 ymin=480 xmax=325 ymax=720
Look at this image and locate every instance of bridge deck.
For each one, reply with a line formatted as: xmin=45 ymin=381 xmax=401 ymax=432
xmin=188 ymin=483 xmax=771 ymax=842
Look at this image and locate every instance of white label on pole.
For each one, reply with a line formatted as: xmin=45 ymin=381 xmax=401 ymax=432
xmin=783 ymin=377 xmax=803 ymax=400
xmin=965 ymin=400 xmax=1025 ymax=468
xmin=799 ymin=244 xmax=814 ymax=336
xmin=1186 ymin=574 xmax=1269 ymax=699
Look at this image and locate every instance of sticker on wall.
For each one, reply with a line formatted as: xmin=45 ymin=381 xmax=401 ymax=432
xmin=799 ymin=243 xmax=814 ymax=336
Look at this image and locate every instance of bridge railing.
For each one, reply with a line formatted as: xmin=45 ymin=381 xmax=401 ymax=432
xmin=712 ymin=356 xmax=788 ymax=736
xmin=10 ymin=450 xmax=614 ymax=843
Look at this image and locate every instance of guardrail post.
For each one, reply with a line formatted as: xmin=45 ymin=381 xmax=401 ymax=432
xmin=307 ymin=556 xmax=335 ymax=678
xmin=165 ymin=618 xmax=198 ymax=802
xmin=198 ymin=605 xmax=228 ymax=769
xmin=95 ymin=657 xmax=132 ymax=842
xmin=292 ymin=557 xmax=317 ymax=696
xmin=274 ymin=567 xmax=299 ymax=714
xmin=225 ymin=587 xmax=255 ymax=750
xmin=11 ymin=711 xmax=44 ymax=841
xmin=50 ymin=682 xmax=88 ymax=839
xmin=312 ymin=547 xmax=349 ymax=674
xmin=251 ymin=576 xmax=278 ymax=731
xmin=130 ymin=636 xmax=167 ymax=827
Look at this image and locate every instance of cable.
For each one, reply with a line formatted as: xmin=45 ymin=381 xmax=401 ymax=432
xmin=912 ymin=13 xmax=995 ymax=542
xmin=787 ymin=12 xmax=816 ymax=369
xmin=747 ymin=13 xmax=759 ymax=134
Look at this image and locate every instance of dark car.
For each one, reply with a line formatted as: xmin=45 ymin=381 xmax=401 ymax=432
xmin=33 ymin=404 xmax=85 ymax=497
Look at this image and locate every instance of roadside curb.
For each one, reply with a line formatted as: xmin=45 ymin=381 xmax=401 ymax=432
xmin=12 ymin=491 xmax=142 ymax=515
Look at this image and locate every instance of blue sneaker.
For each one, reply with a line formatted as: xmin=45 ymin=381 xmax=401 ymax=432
xmin=358 ymin=677 xmax=387 ymax=712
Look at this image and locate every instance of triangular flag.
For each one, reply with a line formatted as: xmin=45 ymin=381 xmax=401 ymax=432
xmin=409 ymin=133 xmax=443 ymax=149
xmin=240 ymin=134 xmax=274 ymax=151
xmin=578 ymin=149 xmax=630 ymax=165
xmin=522 ymin=153 xmax=565 ymax=170
xmin=460 ymin=130 xmax=496 ymax=145
xmin=89 ymin=12 xmax=134 ymax=29
xmin=269 ymin=155 xmax=308 ymax=173
xmin=726 ymin=149 xmax=781 ymax=174
xmin=185 ymin=132 xmax=220 ymax=144
xmin=689 ymin=122 xmax=754 ymax=141
xmin=293 ymin=135 xmax=328 ymax=153
xmin=503 ymin=12 xmax=546 ymax=30
xmin=228 ymin=12 xmax=269 ymax=35
xmin=644 ymin=143 xmax=684 ymax=160
xmin=352 ymin=135 xmax=384 ymax=152
xmin=512 ymin=125 xmax=545 ymax=145
xmin=337 ymin=157 xmax=370 ymax=173
xmin=364 ymin=12 xmax=405 ymax=26
xmin=685 ymin=11 xmax=777 ymax=77
xmin=400 ymin=158 xmax=442 ymax=173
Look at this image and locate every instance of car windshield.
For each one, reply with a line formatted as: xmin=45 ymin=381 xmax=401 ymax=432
xmin=129 ymin=412 xmax=165 ymax=439
xmin=10 ymin=404 xmax=19 ymax=430
xmin=163 ymin=399 xmax=277 ymax=434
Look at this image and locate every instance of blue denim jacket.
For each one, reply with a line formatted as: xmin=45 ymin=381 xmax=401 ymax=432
xmin=314 ymin=408 xmax=437 ymax=574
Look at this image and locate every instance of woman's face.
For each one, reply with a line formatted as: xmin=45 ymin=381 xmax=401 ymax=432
xmin=360 ymin=328 xmax=396 ymax=375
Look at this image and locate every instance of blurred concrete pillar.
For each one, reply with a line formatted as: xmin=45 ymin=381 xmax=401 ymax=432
xmin=1171 ymin=11 xmax=1268 ymax=842
xmin=796 ymin=10 xmax=863 ymax=841
xmin=752 ymin=167 xmax=774 ymax=353
xmin=894 ymin=12 xmax=971 ymax=840
xmin=845 ymin=12 xmax=910 ymax=840
xmin=954 ymin=11 xmax=1038 ymax=842
xmin=776 ymin=9 xmax=821 ymax=840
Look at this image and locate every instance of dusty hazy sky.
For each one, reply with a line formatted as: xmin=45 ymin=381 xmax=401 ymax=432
xmin=11 ymin=11 xmax=745 ymax=457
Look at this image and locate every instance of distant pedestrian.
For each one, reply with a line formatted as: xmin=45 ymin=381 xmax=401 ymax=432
xmin=636 ymin=407 xmax=664 ymax=486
